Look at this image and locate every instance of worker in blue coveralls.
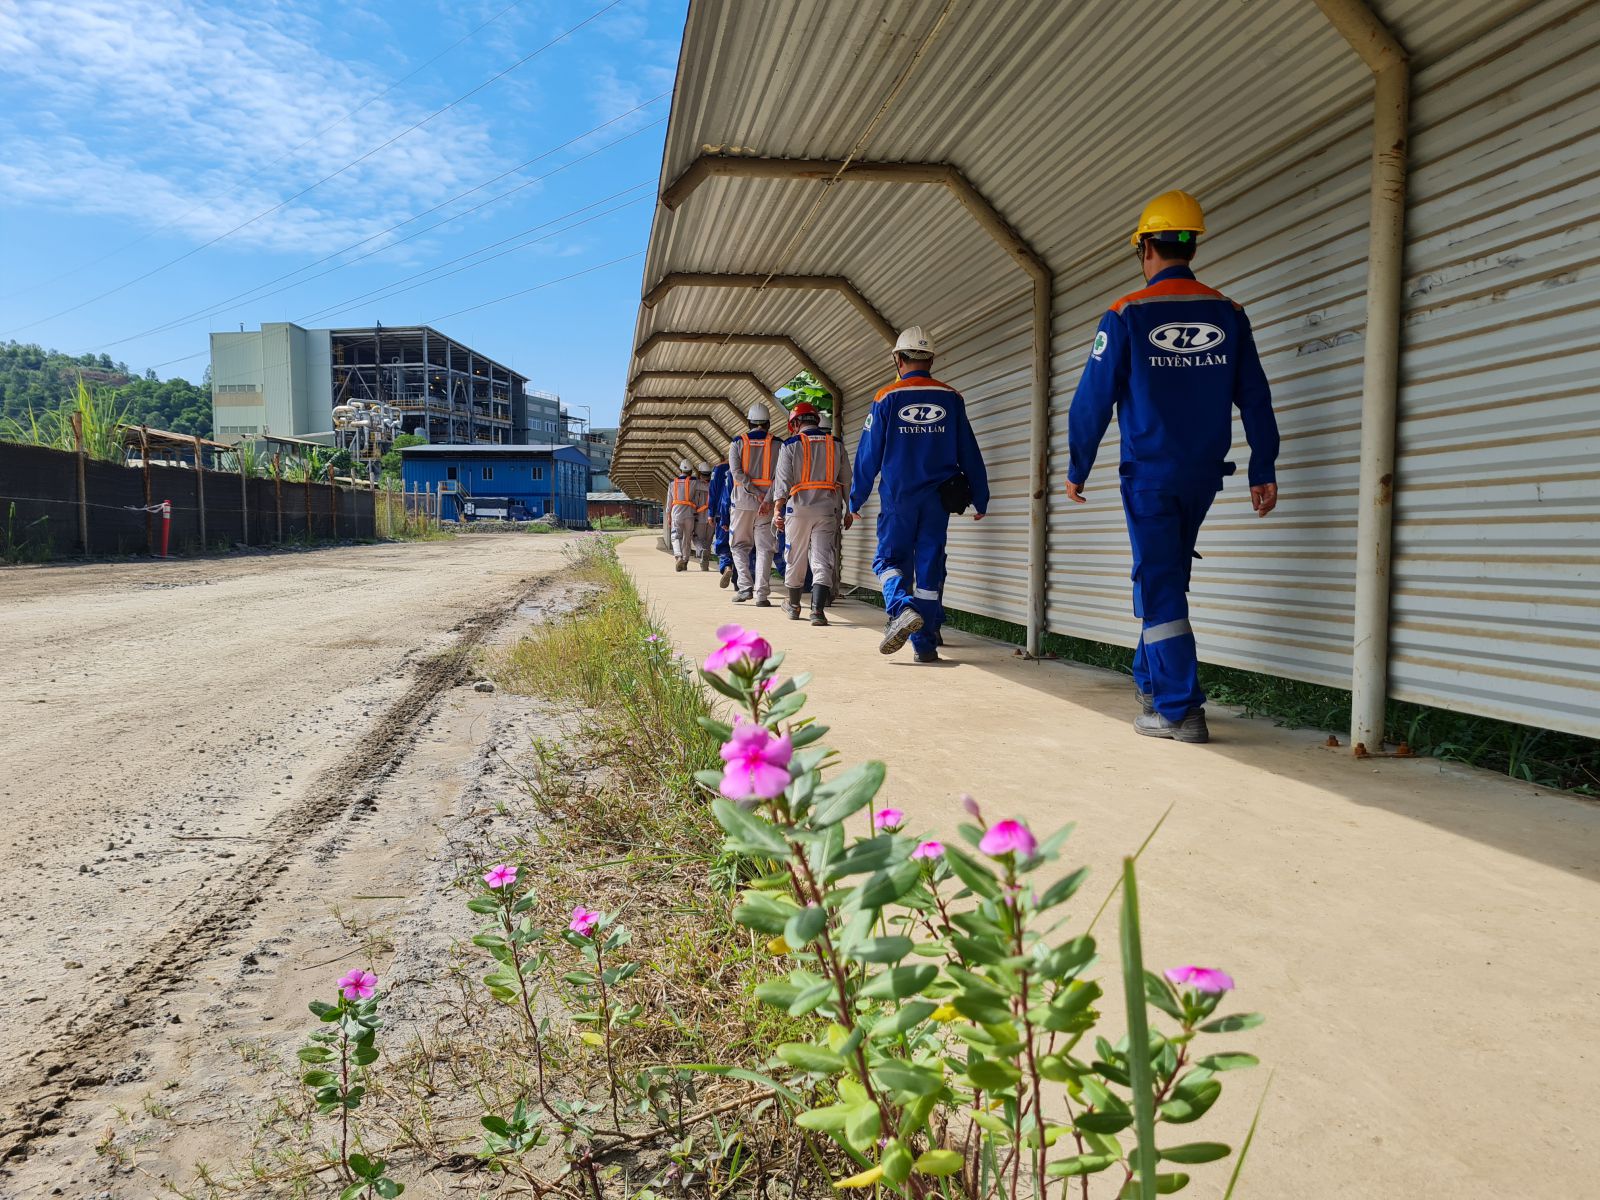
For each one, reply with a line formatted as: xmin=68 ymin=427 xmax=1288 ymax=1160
xmin=708 ymin=460 xmax=734 ymax=587
xmin=1065 ymin=190 xmax=1280 ymax=744
xmin=850 ymin=326 xmax=989 ymax=663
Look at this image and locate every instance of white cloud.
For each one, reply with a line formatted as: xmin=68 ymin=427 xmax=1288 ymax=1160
xmin=0 ymin=0 xmax=497 ymax=254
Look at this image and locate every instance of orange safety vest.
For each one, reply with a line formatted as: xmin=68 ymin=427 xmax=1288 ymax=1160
xmin=670 ymin=477 xmax=694 ymax=507
xmin=740 ymin=434 xmax=775 ymax=487
xmin=791 ymin=433 xmax=839 ymax=493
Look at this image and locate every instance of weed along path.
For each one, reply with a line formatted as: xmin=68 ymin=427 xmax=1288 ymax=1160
xmin=0 ymin=533 xmax=590 ymax=1191
xmin=617 ymin=535 xmax=1600 ymax=1198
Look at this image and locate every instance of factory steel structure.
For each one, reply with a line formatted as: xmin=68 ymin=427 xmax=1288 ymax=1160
xmin=611 ymin=0 xmax=1600 ymax=748
xmin=210 ymin=322 xmax=533 ymax=448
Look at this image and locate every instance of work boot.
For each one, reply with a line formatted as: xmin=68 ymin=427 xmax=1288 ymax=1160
xmin=1134 ymin=708 xmax=1210 ymax=744
xmin=700 ymin=552 xmax=711 ymax=572
xmin=1135 ymin=687 xmax=1154 ymax=716
xmin=754 ymin=595 xmax=772 ymax=608
xmin=675 ymin=558 xmax=688 ymax=572
xmin=878 ymin=609 xmax=924 ymax=656
xmin=810 ymin=584 xmax=830 ymax=626
xmin=914 ymin=647 xmax=941 ymax=664
xmin=783 ymin=587 xmax=803 ymax=621
xmin=720 ymin=565 xmax=733 ymax=589
xmin=732 ymin=589 xmax=752 ymax=603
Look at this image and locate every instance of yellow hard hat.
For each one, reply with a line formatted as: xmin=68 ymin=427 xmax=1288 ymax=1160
xmin=1130 ymin=190 xmax=1206 ymax=248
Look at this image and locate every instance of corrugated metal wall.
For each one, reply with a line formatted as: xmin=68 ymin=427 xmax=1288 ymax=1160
xmin=1387 ymin=0 xmax=1600 ymax=737
xmin=620 ymin=0 xmax=1600 ymax=738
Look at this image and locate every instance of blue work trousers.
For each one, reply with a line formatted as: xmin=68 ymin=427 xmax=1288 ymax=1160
xmin=714 ymin=518 xmax=732 ymax=571
xmin=1122 ymin=482 xmax=1217 ymax=720
xmin=874 ymin=491 xmax=949 ymax=655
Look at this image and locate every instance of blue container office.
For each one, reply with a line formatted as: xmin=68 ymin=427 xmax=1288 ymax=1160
xmin=400 ymin=444 xmax=590 ymax=524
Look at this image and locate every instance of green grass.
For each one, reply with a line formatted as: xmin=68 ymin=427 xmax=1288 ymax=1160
xmin=849 ymin=590 xmax=1598 ymax=795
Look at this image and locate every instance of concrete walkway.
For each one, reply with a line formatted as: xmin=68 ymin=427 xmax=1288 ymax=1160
xmin=620 ymin=535 xmax=1599 ymax=1198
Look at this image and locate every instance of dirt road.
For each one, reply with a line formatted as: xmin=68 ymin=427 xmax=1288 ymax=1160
xmin=0 ymin=534 xmax=582 ymax=1190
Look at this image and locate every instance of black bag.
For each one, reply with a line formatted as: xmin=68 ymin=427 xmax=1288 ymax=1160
xmin=938 ymin=472 xmax=974 ymax=515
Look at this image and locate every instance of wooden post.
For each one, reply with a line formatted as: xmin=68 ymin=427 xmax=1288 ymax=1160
xmin=141 ymin=426 xmax=152 ymax=555
xmin=304 ymin=471 xmax=313 ymax=542
xmin=274 ymin=453 xmax=283 ymax=543
xmin=328 ymin=464 xmax=338 ymax=540
xmin=71 ymin=413 xmax=89 ymax=555
xmin=193 ymin=435 xmax=207 ymax=551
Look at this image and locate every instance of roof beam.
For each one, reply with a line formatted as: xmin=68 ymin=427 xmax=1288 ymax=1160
xmin=641 ymin=271 xmax=896 ymax=346
xmin=657 ymin=154 xmax=1053 ymax=657
xmin=617 ymin=426 xmax=721 ymax=466
xmin=635 ymin=332 xmax=842 ymax=420
xmin=627 ymin=370 xmax=786 ymax=426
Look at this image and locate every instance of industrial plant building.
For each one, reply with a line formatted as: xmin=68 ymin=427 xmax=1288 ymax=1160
xmin=210 ymin=323 xmax=534 ymax=448
xmin=399 ymin=444 xmax=590 ymax=524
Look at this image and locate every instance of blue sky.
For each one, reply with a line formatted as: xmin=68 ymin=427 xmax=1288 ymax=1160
xmin=0 ymin=0 xmax=685 ymax=427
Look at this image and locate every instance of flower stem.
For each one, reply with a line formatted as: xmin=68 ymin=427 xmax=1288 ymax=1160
xmin=503 ymin=894 xmax=557 ymax=1119
xmin=593 ymin=939 xmax=621 ymax=1128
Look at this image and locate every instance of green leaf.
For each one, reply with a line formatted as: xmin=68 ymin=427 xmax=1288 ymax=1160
xmin=795 ymin=1104 xmax=851 ymax=1132
xmin=787 ymin=981 xmax=836 ymax=1017
xmin=297 ymin=1046 xmax=334 ymax=1064
xmin=340 ymin=1184 xmax=366 ymax=1200
xmin=1197 ymin=1052 xmax=1259 ymax=1072
xmin=733 ymin=890 xmax=797 ymax=935
xmin=952 ymin=992 xmax=1013 ymax=1026
xmin=859 ymin=964 xmax=937 ymax=1000
xmin=882 ymin=1139 xmax=914 ymax=1186
xmin=857 ymin=859 xmax=922 ymax=909
xmin=466 ymin=894 xmax=500 ymax=914
xmin=966 ymin=1059 xmax=1021 ymax=1091
xmin=942 ymin=846 xmax=1001 ymax=901
xmin=711 ymin=798 xmax=791 ymax=856
xmin=869 ymin=999 xmax=938 ymax=1040
xmin=1159 ymin=1143 xmax=1231 ymax=1164
xmin=784 ymin=905 xmax=828 ymax=949
xmin=776 ymin=1042 xmax=848 ymax=1074
xmin=700 ymin=669 xmax=751 ymax=702
xmin=825 ymin=835 xmax=902 ymax=881
xmin=301 ymin=1070 xmax=336 ymax=1087
xmin=1223 ymin=1072 xmax=1273 ymax=1199
xmin=854 ymin=935 xmax=914 ymax=964
xmin=307 ymin=1000 xmax=338 ymax=1018
xmin=1159 ymin=1080 xmax=1222 ymax=1124
xmin=1119 ymin=857 xmax=1159 ymax=1200
xmin=1038 ymin=866 xmax=1089 ymax=911
xmin=913 ymin=1149 xmax=964 ymax=1177
xmin=1199 ymin=1012 xmax=1264 ymax=1034
xmin=375 ymin=1181 xmax=403 ymax=1199
xmin=1144 ymin=971 xmax=1185 ymax=1020
xmin=844 ymin=1101 xmax=881 ymax=1151
xmin=482 ymin=1115 xmax=513 ymax=1137
xmin=872 ymin=1061 xmax=944 ymax=1096
xmin=1074 ymin=1111 xmax=1134 ymax=1134
xmin=812 ymin=762 xmax=886 ymax=827
xmin=671 ymin=1064 xmax=805 ymax=1105
xmin=348 ymin=1153 xmax=375 ymax=1176
xmin=949 ymin=934 xmax=1010 ymax=966
xmin=1045 ymin=1153 xmax=1118 ymax=1178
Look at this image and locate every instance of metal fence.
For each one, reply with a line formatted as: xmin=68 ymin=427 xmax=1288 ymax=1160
xmin=0 ymin=441 xmax=377 ymax=560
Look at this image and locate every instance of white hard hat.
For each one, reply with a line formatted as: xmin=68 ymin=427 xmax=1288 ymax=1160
xmin=696 ymin=461 xmax=710 ymax=472
xmin=893 ymin=326 xmax=934 ymax=358
xmin=679 ymin=458 xmax=690 ymax=472
xmin=747 ymin=402 xmax=770 ymax=423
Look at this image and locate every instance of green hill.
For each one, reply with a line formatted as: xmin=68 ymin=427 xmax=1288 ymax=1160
xmin=0 ymin=341 xmax=210 ymax=437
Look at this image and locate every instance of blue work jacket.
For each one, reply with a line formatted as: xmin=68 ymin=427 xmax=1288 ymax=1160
xmin=1067 ymin=266 xmax=1279 ymax=491
xmin=850 ymin=370 xmax=989 ymax=513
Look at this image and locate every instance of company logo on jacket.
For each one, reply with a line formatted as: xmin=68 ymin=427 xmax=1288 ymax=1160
xmin=1147 ymin=321 xmax=1228 ymax=368
xmin=898 ymin=402 xmax=947 ymax=427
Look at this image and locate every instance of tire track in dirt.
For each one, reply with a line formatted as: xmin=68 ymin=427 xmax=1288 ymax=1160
xmin=0 ymin=571 xmax=565 ymax=1164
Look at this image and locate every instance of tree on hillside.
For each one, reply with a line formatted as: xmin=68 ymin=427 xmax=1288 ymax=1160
xmin=0 ymin=340 xmax=210 ymax=436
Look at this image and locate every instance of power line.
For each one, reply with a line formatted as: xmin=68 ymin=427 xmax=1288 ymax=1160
xmin=98 ymin=106 xmax=667 ymax=350
xmin=2 ymin=0 xmax=626 ymax=337
xmin=0 ymin=0 xmax=537 ymax=303
xmin=427 ymin=252 xmax=644 ymax=324
xmin=295 ymin=189 xmax=652 ymax=325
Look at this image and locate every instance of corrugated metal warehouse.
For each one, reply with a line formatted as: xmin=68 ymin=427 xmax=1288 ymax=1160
xmin=612 ymin=0 xmax=1600 ymax=744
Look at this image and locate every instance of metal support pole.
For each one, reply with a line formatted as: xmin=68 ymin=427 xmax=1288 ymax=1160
xmin=141 ymin=427 xmax=152 ymax=555
xmin=193 ymin=435 xmax=207 ymax=550
xmin=1315 ymin=0 xmax=1411 ymax=753
xmin=273 ymin=453 xmax=283 ymax=543
xmin=72 ymin=413 xmax=88 ymax=555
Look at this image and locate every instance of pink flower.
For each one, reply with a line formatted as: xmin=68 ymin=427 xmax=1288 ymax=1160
xmin=337 ymin=969 xmax=377 ymax=1001
xmin=569 ymin=906 xmax=601 ymax=937
xmin=1164 ymin=965 xmax=1235 ymax=994
xmin=874 ymin=807 xmax=906 ymax=832
xmin=705 ymin=624 xmax=772 ymax=673
xmin=961 ymin=794 xmax=983 ymax=820
xmin=718 ymin=723 xmax=794 ymax=801
xmin=482 ymin=863 xmax=517 ymax=890
xmin=757 ymin=678 xmax=776 ymax=693
xmin=978 ymin=819 xmax=1037 ymax=859
xmin=911 ymin=840 xmax=944 ymax=860
xmin=646 ymin=634 xmax=661 ymax=643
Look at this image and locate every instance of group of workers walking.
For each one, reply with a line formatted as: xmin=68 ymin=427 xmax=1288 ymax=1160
xmin=664 ymin=190 xmax=1280 ymax=743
